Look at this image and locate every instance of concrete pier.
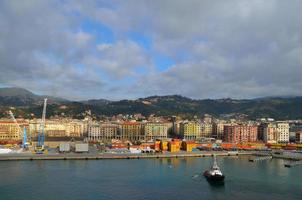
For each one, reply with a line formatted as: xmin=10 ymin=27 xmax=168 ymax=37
xmin=249 ymin=156 xmax=272 ymax=162
xmin=0 ymin=151 xmax=251 ymax=161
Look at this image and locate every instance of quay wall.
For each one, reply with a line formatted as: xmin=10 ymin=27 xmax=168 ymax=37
xmin=0 ymin=152 xmax=252 ymax=161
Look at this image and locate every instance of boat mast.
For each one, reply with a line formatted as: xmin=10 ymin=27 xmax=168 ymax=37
xmin=213 ymin=154 xmax=219 ymax=169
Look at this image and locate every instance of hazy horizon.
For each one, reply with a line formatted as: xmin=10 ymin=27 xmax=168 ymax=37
xmin=1 ymin=86 xmax=301 ymax=102
xmin=1 ymin=1 xmax=302 ymax=100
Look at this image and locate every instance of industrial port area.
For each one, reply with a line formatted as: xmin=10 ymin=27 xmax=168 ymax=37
xmin=1 ymin=98 xmax=302 ymax=164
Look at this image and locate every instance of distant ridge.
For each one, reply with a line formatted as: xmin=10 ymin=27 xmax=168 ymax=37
xmin=0 ymin=87 xmax=302 ymax=120
xmin=0 ymin=87 xmax=35 ymax=97
xmin=0 ymin=87 xmax=68 ymax=106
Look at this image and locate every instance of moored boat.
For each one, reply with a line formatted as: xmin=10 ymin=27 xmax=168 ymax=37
xmin=203 ymin=154 xmax=225 ymax=183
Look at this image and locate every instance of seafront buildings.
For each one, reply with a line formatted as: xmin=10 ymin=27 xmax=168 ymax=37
xmin=259 ymin=121 xmax=290 ymax=143
xmin=29 ymin=119 xmax=87 ymax=138
xmin=88 ymin=121 xmax=169 ymax=142
xmin=0 ymin=113 xmax=296 ymax=145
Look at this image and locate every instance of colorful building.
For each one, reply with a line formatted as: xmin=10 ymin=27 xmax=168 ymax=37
xmin=224 ymin=124 xmax=258 ymax=143
xmin=179 ymin=121 xmax=201 ymax=140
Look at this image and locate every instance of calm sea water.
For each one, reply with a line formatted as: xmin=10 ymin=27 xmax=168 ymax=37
xmin=0 ymin=156 xmax=301 ymax=200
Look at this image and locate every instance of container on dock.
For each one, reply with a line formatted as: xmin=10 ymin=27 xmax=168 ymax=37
xmin=168 ymin=140 xmax=180 ymax=152
xmin=154 ymin=141 xmax=161 ymax=152
xmin=182 ymin=141 xmax=197 ymax=152
xmin=160 ymin=141 xmax=168 ymax=151
xmin=59 ymin=143 xmax=70 ymax=152
xmin=75 ymin=143 xmax=89 ymax=153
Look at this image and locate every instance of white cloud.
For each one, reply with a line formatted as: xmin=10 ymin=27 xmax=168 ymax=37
xmin=86 ymin=40 xmax=151 ymax=79
xmin=1 ymin=0 xmax=302 ymax=100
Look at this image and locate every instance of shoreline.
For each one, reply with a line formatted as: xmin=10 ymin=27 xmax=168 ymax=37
xmin=0 ymin=151 xmax=252 ymax=161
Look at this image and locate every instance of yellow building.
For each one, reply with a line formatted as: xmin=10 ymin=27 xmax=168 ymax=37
xmin=179 ymin=121 xmax=201 ymax=140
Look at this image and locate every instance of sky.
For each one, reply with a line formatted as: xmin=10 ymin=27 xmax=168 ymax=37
xmin=1 ymin=0 xmax=302 ymax=100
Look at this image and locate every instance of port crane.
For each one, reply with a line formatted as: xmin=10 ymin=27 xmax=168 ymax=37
xmin=36 ymin=98 xmax=47 ymax=153
xmin=8 ymin=110 xmax=28 ymax=149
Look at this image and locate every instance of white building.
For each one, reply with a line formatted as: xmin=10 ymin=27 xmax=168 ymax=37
xmin=276 ymin=122 xmax=289 ymax=143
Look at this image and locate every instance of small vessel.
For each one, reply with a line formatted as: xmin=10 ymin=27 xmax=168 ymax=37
xmin=203 ymin=154 xmax=225 ymax=183
xmin=129 ymin=147 xmax=142 ymax=154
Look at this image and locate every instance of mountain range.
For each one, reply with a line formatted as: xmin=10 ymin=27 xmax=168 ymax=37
xmin=0 ymin=87 xmax=302 ymax=120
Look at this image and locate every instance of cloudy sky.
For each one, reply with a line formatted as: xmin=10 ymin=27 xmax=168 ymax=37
xmin=1 ymin=0 xmax=302 ymax=100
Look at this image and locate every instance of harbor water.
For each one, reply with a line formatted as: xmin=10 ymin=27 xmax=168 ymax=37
xmin=0 ymin=156 xmax=301 ymax=200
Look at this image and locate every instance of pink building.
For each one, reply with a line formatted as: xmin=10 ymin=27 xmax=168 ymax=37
xmin=224 ymin=125 xmax=258 ymax=143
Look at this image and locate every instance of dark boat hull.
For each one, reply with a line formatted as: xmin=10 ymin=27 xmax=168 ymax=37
xmin=203 ymin=171 xmax=225 ymax=182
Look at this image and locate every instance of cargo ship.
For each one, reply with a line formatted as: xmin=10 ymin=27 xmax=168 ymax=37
xmin=203 ymin=154 xmax=225 ymax=183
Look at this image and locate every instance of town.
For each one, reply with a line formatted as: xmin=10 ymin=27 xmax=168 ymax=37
xmin=1 ymin=100 xmax=302 ymax=157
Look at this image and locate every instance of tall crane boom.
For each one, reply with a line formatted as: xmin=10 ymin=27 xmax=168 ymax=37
xmin=8 ymin=110 xmax=22 ymax=139
xmin=37 ymin=98 xmax=47 ymax=148
xmin=8 ymin=110 xmax=28 ymax=148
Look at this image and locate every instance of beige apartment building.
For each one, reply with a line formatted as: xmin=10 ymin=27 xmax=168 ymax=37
xmin=88 ymin=122 xmax=120 ymax=141
xmin=144 ymin=122 xmax=168 ymax=141
xmin=29 ymin=119 xmax=87 ymax=138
